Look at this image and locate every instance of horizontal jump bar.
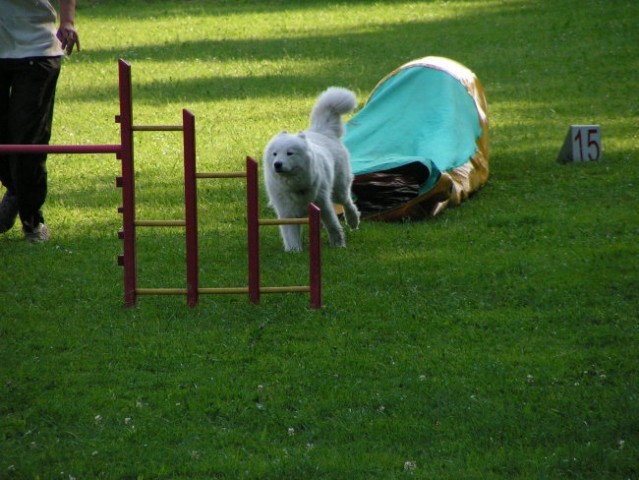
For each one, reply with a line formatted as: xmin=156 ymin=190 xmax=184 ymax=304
xmin=260 ymin=286 xmax=311 ymax=293
xmin=135 ymin=220 xmax=186 ymax=227
xmin=259 ymin=218 xmax=309 ymax=225
xmin=143 ymin=287 xmax=251 ymax=295
xmin=132 ymin=125 xmax=183 ymax=132
xmin=199 ymin=287 xmax=249 ymax=295
xmin=136 ymin=286 xmax=311 ymax=295
xmin=137 ymin=288 xmax=187 ymax=295
xmin=196 ymin=172 xmax=246 ymax=179
xmin=0 ymin=144 xmax=121 ymax=154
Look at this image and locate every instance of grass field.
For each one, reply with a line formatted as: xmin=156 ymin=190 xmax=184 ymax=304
xmin=1 ymin=0 xmax=638 ymax=478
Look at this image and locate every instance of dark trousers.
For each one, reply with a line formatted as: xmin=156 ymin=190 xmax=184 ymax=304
xmin=0 ymin=57 xmax=61 ymax=229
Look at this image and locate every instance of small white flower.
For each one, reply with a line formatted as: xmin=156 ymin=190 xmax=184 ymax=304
xmin=124 ymin=417 xmax=132 ymax=425
xmin=288 ymin=427 xmax=295 ymax=436
xmin=404 ymin=460 xmax=417 ymax=472
xmin=94 ymin=415 xmax=102 ymax=423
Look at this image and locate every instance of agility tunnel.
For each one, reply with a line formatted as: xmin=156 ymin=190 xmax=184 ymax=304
xmin=344 ymin=56 xmax=489 ymax=221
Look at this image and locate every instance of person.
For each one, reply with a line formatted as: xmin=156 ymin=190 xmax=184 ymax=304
xmin=0 ymin=0 xmax=80 ymax=243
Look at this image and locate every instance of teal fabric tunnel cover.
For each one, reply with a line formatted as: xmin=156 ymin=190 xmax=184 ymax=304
xmin=344 ymin=60 xmax=486 ymax=219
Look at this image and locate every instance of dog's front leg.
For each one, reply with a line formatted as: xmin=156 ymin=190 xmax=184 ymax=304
xmin=317 ymin=200 xmax=345 ymax=248
xmin=280 ymin=224 xmax=303 ymax=252
xmin=324 ymin=218 xmax=345 ymax=247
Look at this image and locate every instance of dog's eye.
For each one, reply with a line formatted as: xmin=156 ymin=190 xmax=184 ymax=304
xmin=272 ymin=152 xmax=277 ymax=157
xmin=286 ymin=151 xmax=293 ymax=156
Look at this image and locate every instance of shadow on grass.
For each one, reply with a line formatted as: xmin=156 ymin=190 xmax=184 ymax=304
xmin=66 ymin=0 xmax=637 ymax=111
xmin=65 ymin=23 xmax=439 ymax=102
xmin=78 ymin=0 xmax=442 ymax=19
xmin=65 ymin=3 xmax=524 ymax=102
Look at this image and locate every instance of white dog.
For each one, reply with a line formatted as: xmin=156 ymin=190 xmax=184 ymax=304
xmin=263 ymin=87 xmax=361 ymax=252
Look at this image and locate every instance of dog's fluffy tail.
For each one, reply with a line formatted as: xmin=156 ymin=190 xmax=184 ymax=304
xmin=309 ymin=87 xmax=357 ymax=138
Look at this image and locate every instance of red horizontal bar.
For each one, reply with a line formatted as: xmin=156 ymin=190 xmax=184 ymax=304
xmin=0 ymin=144 xmax=121 ymax=154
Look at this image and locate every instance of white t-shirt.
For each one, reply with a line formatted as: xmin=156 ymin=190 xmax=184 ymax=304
xmin=0 ymin=0 xmax=65 ymax=59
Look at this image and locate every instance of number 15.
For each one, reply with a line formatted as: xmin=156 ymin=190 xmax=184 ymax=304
xmin=573 ymin=126 xmax=601 ymax=161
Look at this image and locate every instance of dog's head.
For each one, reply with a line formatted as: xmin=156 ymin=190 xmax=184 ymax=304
xmin=264 ymin=131 xmax=310 ymax=176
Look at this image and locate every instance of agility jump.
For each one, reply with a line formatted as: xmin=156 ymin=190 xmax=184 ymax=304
xmin=0 ymin=59 xmax=322 ymax=310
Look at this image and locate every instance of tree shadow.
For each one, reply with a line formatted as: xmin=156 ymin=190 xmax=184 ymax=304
xmin=66 ymin=14 xmax=497 ymax=104
xmin=51 ymin=0 xmax=638 ymax=213
xmin=67 ymin=0 xmax=637 ymax=108
xmin=78 ymin=0 xmax=439 ymax=19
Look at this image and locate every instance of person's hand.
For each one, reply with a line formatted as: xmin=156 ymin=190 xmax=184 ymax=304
xmin=57 ymin=23 xmax=80 ymax=55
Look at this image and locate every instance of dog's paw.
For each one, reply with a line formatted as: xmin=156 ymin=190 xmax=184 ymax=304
xmin=345 ymin=209 xmax=361 ymax=230
xmin=328 ymin=231 xmax=346 ymax=248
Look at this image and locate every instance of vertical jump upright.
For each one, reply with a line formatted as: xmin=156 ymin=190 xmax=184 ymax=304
xmin=115 ymin=59 xmax=136 ymax=307
xmin=114 ymin=60 xmax=322 ymax=309
xmin=1 ymin=59 xmax=321 ymax=309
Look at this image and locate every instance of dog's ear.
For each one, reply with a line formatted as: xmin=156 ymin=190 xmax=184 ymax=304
xmin=297 ymin=131 xmax=306 ymax=140
xmin=279 ymin=130 xmax=288 ymax=135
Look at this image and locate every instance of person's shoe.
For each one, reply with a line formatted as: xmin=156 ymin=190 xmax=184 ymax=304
xmin=24 ymin=223 xmax=51 ymax=243
xmin=0 ymin=191 xmax=19 ymax=233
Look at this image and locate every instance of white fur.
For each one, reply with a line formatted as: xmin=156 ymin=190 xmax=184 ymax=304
xmin=263 ymin=87 xmax=361 ymax=252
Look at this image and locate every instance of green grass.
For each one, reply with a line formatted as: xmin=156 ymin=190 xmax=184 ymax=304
xmin=1 ymin=0 xmax=638 ymax=478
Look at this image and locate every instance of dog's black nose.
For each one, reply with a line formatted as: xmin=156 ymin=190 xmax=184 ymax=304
xmin=274 ymin=161 xmax=283 ymax=172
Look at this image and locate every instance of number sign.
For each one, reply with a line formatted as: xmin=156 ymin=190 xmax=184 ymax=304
xmin=557 ymin=125 xmax=602 ymax=163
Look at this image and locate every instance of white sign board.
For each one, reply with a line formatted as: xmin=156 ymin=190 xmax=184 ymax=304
xmin=557 ymin=125 xmax=602 ymax=163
